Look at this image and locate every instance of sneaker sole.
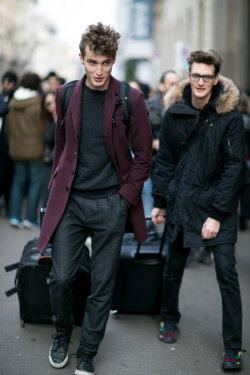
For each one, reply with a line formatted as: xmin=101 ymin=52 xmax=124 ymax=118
xmin=75 ymin=369 xmax=95 ymax=375
xmin=159 ymin=334 xmax=177 ymax=344
xmin=49 ymin=346 xmax=69 ymax=368
xmin=222 ymin=364 xmax=242 ymax=371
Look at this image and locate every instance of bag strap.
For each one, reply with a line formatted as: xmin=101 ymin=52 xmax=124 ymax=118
xmin=112 ymin=81 xmax=132 ymax=150
xmin=60 ymin=80 xmax=78 ymax=127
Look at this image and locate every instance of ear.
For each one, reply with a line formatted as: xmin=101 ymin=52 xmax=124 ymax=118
xmin=79 ymin=53 xmax=84 ymax=66
xmin=187 ymin=72 xmax=191 ymax=82
xmin=214 ymin=74 xmax=219 ymax=86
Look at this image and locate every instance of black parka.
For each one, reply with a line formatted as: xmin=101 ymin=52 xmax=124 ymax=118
xmin=153 ymin=76 xmax=245 ymax=247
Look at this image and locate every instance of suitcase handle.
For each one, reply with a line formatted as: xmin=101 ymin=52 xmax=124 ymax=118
xmin=136 ymin=217 xmax=167 ymax=256
xmin=5 ymin=262 xmax=19 ymax=272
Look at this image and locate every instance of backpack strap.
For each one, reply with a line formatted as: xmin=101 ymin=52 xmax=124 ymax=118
xmin=60 ymin=80 xmax=78 ymax=127
xmin=112 ymin=81 xmax=132 ymax=150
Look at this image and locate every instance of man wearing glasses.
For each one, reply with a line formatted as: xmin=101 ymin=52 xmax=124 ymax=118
xmin=151 ymin=50 xmax=245 ymax=370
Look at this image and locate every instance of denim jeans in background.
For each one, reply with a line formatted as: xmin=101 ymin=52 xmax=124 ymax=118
xmin=142 ymin=177 xmax=154 ymax=230
xmin=9 ymin=159 xmax=43 ymax=223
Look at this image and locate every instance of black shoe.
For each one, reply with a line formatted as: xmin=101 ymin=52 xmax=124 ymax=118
xmin=49 ymin=331 xmax=70 ymax=368
xmin=222 ymin=349 xmax=243 ymax=371
xmin=75 ymin=350 xmax=95 ymax=375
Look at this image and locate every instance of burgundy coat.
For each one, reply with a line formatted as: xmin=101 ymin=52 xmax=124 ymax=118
xmin=37 ymin=75 xmax=152 ymax=253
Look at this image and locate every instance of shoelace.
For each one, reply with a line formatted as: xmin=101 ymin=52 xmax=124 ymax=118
xmin=51 ymin=332 xmax=70 ymax=349
xmin=164 ymin=323 xmax=177 ymax=332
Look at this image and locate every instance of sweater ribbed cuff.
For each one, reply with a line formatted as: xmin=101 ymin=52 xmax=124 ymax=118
xmin=153 ymin=196 xmax=166 ymax=209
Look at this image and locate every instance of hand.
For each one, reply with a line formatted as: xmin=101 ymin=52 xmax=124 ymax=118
xmin=152 ymin=139 xmax=160 ymax=151
xmin=151 ymin=207 xmax=166 ymax=225
xmin=201 ymin=217 xmax=220 ymax=240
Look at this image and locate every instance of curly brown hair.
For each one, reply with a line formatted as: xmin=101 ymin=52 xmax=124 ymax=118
xmin=79 ymin=22 xmax=121 ymax=59
xmin=187 ymin=50 xmax=223 ymax=75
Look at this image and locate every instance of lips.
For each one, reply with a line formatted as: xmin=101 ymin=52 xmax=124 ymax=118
xmin=94 ymin=77 xmax=103 ymax=82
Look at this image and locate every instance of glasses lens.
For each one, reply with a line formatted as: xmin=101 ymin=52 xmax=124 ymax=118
xmin=203 ymin=75 xmax=214 ymax=82
xmin=191 ymin=74 xmax=200 ymax=81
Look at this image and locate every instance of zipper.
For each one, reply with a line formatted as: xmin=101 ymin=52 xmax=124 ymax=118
xmin=227 ymin=137 xmax=233 ymax=158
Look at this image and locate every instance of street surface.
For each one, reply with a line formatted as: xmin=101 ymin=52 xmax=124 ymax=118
xmin=0 ymin=215 xmax=249 ymax=375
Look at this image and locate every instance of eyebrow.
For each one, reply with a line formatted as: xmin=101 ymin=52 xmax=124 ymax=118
xmin=87 ymin=58 xmax=111 ymax=64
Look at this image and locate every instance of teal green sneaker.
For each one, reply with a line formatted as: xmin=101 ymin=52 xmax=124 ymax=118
xmin=49 ymin=331 xmax=70 ymax=368
xmin=75 ymin=350 xmax=95 ymax=375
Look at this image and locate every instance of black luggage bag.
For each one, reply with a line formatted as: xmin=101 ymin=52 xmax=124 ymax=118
xmin=112 ymin=221 xmax=168 ymax=314
xmin=5 ymin=238 xmax=91 ymax=327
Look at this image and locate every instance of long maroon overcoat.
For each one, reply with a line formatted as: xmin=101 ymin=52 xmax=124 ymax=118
xmin=37 ymin=75 xmax=152 ymax=253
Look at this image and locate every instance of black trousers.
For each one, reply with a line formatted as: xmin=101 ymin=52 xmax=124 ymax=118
xmin=49 ymin=192 xmax=129 ymax=355
xmin=161 ymin=229 xmax=242 ymax=350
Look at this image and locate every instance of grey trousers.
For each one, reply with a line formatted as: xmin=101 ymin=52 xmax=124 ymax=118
xmin=50 ymin=192 xmax=129 ymax=355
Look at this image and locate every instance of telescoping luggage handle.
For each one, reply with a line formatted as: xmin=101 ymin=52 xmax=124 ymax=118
xmin=135 ymin=217 xmax=167 ymax=257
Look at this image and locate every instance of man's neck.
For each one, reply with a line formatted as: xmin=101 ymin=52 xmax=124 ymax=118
xmin=191 ymin=94 xmax=211 ymax=110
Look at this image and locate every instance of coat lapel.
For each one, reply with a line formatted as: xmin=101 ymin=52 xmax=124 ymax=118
xmin=68 ymin=76 xmax=85 ymax=136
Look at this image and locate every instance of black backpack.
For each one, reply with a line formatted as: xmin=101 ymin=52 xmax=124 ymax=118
xmin=60 ymin=80 xmax=132 ymax=150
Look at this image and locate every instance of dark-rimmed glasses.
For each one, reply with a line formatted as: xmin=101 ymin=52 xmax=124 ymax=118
xmin=189 ymin=73 xmax=215 ymax=82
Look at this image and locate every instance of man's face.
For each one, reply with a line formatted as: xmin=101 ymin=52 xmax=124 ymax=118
xmin=160 ymin=72 xmax=180 ymax=94
xmin=48 ymin=76 xmax=60 ymax=93
xmin=79 ymin=45 xmax=116 ymax=91
xmin=2 ymin=78 xmax=15 ymax=94
xmin=188 ymin=62 xmax=219 ymax=105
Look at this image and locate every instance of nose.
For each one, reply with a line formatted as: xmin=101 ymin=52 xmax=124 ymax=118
xmin=96 ymin=64 xmax=102 ymax=75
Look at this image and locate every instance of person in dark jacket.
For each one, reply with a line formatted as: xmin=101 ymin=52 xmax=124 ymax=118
xmin=38 ymin=23 xmax=152 ymax=375
xmin=151 ymin=50 xmax=245 ymax=371
xmin=40 ymin=91 xmax=56 ymax=207
xmin=0 ymin=71 xmax=17 ymax=215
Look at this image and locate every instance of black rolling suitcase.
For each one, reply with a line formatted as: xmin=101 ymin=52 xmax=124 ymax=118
xmin=5 ymin=238 xmax=91 ymax=327
xmin=112 ymin=220 xmax=168 ymax=314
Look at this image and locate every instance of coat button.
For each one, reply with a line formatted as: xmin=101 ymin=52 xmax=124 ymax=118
xmin=74 ymin=152 xmax=77 ymax=157
xmin=180 ymin=164 xmax=184 ymax=168
xmin=66 ymin=186 xmax=69 ymax=192
xmin=71 ymin=169 xmax=75 ymax=174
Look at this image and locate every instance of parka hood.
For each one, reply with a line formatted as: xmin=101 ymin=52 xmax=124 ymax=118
xmin=10 ymin=87 xmax=39 ymax=110
xmin=164 ymin=75 xmax=240 ymax=115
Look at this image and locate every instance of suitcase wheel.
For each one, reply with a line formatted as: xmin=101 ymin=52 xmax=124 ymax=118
xmin=20 ymin=319 xmax=25 ymax=328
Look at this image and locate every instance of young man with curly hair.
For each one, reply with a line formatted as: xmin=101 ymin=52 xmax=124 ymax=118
xmin=37 ymin=23 xmax=152 ymax=374
xmin=152 ymin=50 xmax=246 ymax=371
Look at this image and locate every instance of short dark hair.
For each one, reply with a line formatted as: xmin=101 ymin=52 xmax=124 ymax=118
xmin=19 ymin=72 xmax=41 ymax=91
xmin=79 ymin=22 xmax=121 ymax=59
xmin=187 ymin=50 xmax=223 ymax=75
xmin=2 ymin=70 xmax=18 ymax=84
xmin=159 ymin=70 xmax=177 ymax=84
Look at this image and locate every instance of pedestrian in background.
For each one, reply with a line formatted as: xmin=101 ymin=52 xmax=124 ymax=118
xmin=144 ymin=71 xmax=180 ymax=228
xmin=152 ymin=50 xmax=245 ymax=371
xmin=37 ymin=22 xmax=152 ymax=375
xmin=5 ymin=71 xmax=44 ymax=229
xmin=238 ymin=90 xmax=250 ymax=230
xmin=0 ymin=71 xmax=17 ymax=216
xmin=40 ymin=91 xmax=56 ymax=207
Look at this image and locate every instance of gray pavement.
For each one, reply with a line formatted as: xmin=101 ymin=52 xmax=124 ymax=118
xmin=0 ymin=215 xmax=249 ymax=375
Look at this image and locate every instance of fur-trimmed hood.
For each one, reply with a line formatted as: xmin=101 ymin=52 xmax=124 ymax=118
xmin=164 ymin=76 xmax=240 ymax=115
